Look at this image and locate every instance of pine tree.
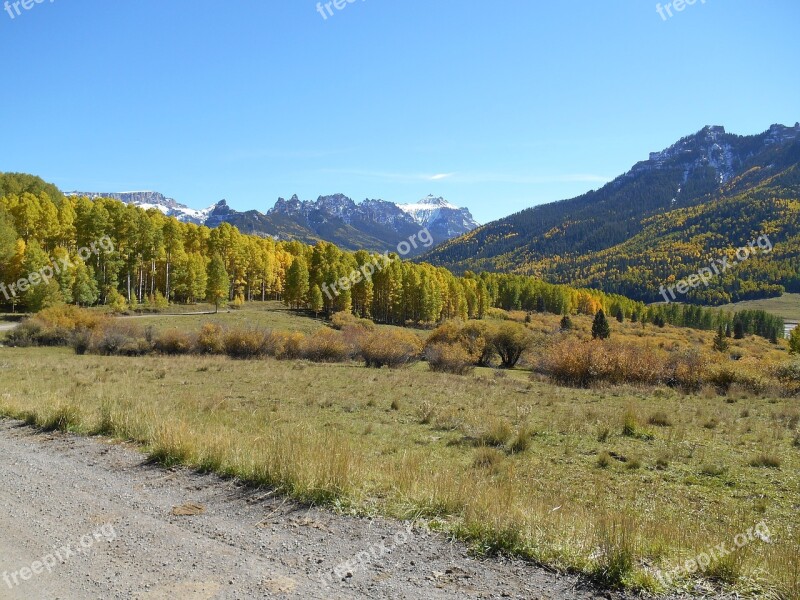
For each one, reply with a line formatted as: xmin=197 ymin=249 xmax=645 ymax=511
xmin=733 ymin=321 xmax=745 ymax=340
xmin=725 ymin=323 xmax=732 ymax=338
xmin=560 ymin=315 xmax=573 ymax=331
xmin=592 ymin=309 xmax=611 ymax=340
xmin=713 ymin=325 xmax=729 ymax=352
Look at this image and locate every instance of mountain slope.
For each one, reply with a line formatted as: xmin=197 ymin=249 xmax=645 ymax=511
xmin=423 ymin=123 xmax=800 ymax=303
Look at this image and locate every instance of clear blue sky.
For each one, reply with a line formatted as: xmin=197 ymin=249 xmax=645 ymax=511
xmin=1 ymin=0 xmax=798 ymax=224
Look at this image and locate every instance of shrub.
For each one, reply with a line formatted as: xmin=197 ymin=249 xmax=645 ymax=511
xmin=70 ymin=328 xmax=92 ymax=355
xmin=709 ymin=366 xmax=737 ymax=394
xmin=774 ymin=361 xmax=800 ymax=395
xmin=91 ymin=323 xmax=151 ymax=356
xmin=222 ymin=328 xmax=269 ymax=359
xmin=154 ymin=329 xmax=194 ymax=355
xmin=486 ymin=321 xmax=534 ymax=369
xmin=264 ymin=330 xmax=305 ymax=360
xmin=790 ymin=326 xmax=800 ymax=354
xmin=5 ymin=321 xmax=45 ymax=347
xmin=34 ymin=305 xmax=108 ymax=331
xmin=301 ymin=329 xmax=349 ymax=363
xmin=542 ymin=338 xmax=663 ymax=388
xmin=362 ymin=329 xmax=422 ymax=368
xmin=559 ymin=315 xmax=573 ymax=331
xmin=195 ymin=323 xmax=224 ymax=354
xmin=7 ymin=305 xmax=108 ymax=348
xmin=426 ymin=342 xmax=474 ymax=375
xmin=425 ymin=320 xmax=490 ymax=367
xmin=331 ymin=311 xmax=374 ymax=331
xmin=667 ymin=349 xmax=707 ymax=393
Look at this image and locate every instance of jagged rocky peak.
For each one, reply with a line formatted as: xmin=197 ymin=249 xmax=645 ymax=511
xmin=271 ymin=194 xmax=305 ymax=215
xmin=315 ymin=193 xmax=357 ymax=217
xmin=765 ymin=122 xmax=800 ymax=145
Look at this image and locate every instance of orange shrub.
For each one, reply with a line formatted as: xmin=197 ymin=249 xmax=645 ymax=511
xmin=222 ymin=328 xmax=270 ymax=359
xmin=195 ymin=323 xmax=224 ymax=354
xmin=301 ymin=329 xmax=350 ymax=363
xmin=362 ymin=329 xmax=422 ymax=368
xmin=542 ymin=338 xmax=665 ymax=387
xmin=153 ymin=329 xmax=194 ymax=355
xmin=426 ymin=342 xmax=474 ymax=375
xmin=264 ymin=330 xmax=306 ymax=360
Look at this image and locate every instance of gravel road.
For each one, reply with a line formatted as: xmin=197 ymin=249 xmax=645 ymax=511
xmin=0 ymin=420 xmax=622 ymax=600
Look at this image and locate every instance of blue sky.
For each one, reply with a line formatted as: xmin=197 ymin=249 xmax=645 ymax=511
xmin=1 ymin=0 xmax=798 ymax=224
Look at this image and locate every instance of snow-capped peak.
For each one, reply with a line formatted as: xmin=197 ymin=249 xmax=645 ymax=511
xmin=397 ymin=195 xmax=459 ymax=224
xmin=396 ymin=195 xmax=480 ymax=236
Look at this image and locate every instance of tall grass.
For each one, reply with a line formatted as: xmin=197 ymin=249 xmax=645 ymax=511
xmin=0 ymin=338 xmax=796 ymax=595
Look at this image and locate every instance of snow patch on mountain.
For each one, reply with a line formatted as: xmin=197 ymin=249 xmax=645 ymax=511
xmin=398 ymin=195 xmax=479 ymax=232
xmin=65 ymin=191 xmax=216 ymax=225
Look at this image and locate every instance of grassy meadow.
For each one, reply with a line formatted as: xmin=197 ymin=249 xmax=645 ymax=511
xmin=0 ymin=304 xmax=799 ymax=597
xmin=721 ymin=293 xmax=800 ymax=322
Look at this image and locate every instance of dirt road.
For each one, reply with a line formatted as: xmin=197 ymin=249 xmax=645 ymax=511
xmin=0 ymin=420 xmax=617 ymax=600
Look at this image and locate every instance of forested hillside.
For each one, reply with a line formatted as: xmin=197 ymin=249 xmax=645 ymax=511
xmin=0 ymin=172 xmax=782 ymax=339
xmin=423 ymin=124 xmax=800 ymax=305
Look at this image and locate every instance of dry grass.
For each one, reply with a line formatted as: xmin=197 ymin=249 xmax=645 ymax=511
xmin=0 ymin=306 xmax=798 ymax=596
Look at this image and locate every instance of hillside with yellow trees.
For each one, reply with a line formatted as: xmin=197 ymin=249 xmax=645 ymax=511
xmin=423 ymin=124 xmax=800 ymax=306
xmin=0 ymin=172 xmax=784 ymax=340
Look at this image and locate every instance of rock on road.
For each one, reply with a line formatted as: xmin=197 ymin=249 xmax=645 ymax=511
xmin=0 ymin=420 xmax=616 ymax=600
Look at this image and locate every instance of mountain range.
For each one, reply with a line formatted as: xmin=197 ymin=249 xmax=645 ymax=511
xmin=422 ymin=123 xmax=800 ymax=304
xmin=64 ymin=191 xmax=479 ymax=256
